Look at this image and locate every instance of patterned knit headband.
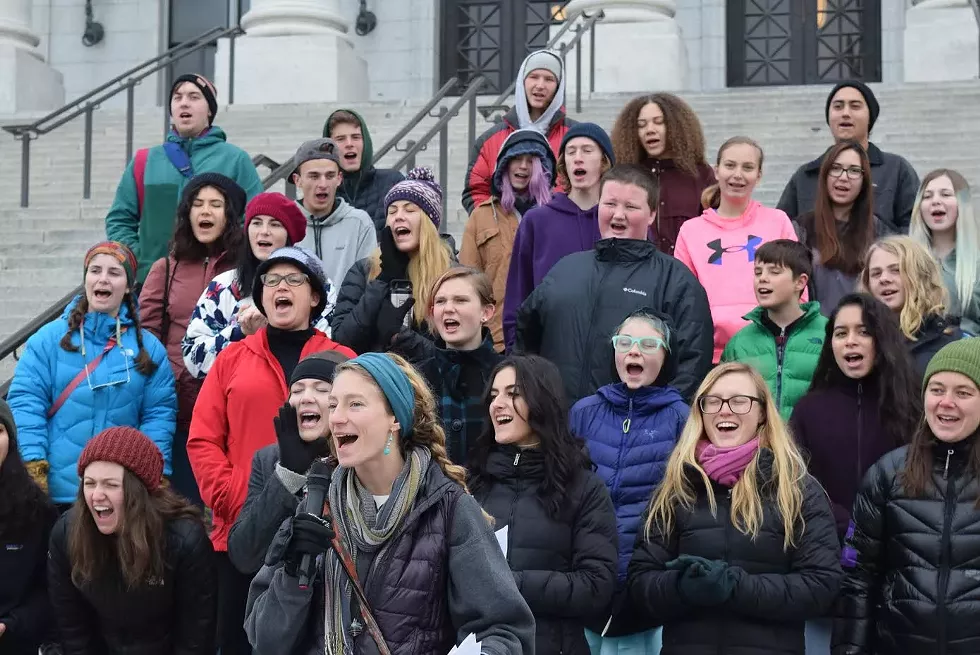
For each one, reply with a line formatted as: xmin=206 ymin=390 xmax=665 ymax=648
xmin=84 ymin=241 xmax=137 ymax=288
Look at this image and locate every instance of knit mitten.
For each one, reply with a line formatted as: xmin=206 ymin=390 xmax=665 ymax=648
xmin=25 ymin=460 xmax=49 ymax=495
xmin=675 ymin=558 xmax=738 ymax=606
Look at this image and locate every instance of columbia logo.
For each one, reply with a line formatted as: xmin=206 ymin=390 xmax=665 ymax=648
xmin=623 ymin=287 xmax=647 ymax=297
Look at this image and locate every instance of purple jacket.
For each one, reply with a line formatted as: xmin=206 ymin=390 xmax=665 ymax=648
xmin=789 ymin=376 xmax=903 ymax=539
xmin=502 ymin=192 xmax=599 ymax=348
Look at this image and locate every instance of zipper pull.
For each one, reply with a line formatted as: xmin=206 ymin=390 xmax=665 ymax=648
xmin=623 ymin=398 xmax=633 ymax=434
xmin=622 ymin=417 xmax=631 ymax=433
xmin=513 ymin=452 xmax=520 ymax=466
xmin=944 ymin=448 xmax=953 ymax=480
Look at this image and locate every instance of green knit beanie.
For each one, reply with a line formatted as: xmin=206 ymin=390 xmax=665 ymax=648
xmin=923 ymin=338 xmax=980 ymax=394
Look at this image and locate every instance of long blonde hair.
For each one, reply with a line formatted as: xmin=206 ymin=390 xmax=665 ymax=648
xmin=369 ymin=212 xmax=453 ymax=328
xmin=909 ymin=169 xmax=979 ymax=323
xmin=644 ymin=363 xmax=807 ymax=550
xmin=859 ymin=235 xmax=948 ymax=340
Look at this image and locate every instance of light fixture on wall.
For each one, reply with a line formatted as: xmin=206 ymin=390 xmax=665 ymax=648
xmin=82 ymin=0 xmax=105 ymax=47
xmin=355 ymin=0 xmax=377 ymax=36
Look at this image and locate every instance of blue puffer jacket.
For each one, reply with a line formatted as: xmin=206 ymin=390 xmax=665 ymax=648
xmin=569 ymin=383 xmax=688 ymax=583
xmin=8 ymin=296 xmax=176 ymax=503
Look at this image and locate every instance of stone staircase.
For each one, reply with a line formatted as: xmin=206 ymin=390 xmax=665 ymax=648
xmin=2 ymin=80 xmax=980 ymax=380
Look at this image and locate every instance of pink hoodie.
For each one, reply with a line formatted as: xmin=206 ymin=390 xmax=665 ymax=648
xmin=674 ymin=200 xmax=801 ymax=362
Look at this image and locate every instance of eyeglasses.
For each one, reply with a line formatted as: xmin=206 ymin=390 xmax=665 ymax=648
xmin=611 ymin=335 xmax=669 ymax=354
xmin=828 ymin=164 xmax=863 ymax=180
xmin=260 ymin=273 xmax=309 ymax=287
xmin=698 ymin=394 xmax=762 ymax=415
xmin=86 ymin=355 xmax=130 ymax=391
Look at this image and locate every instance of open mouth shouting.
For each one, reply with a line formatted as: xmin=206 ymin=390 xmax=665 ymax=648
xmin=392 ymin=225 xmax=413 ymax=242
xmin=255 ymin=238 xmax=275 ymax=254
xmin=570 ymin=166 xmax=589 ymax=184
xmin=608 ymin=217 xmax=630 ymax=237
xmin=343 ymin=151 xmax=359 ymax=165
xmin=625 ymin=361 xmax=645 ymax=378
xmin=177 ymin=111 xmax=193 ymax=122
xmin=299 ymin=409 xmax=322 ymax=431
xmin=273 ymin=295 xmax=294 ymax=315
xmin=442 ymin=316 xmax=461 ymax=335
xmin=91 ymin=287 xmax=114 ymax=304
xmin=842 ymin=351 xmax=865 ymax=371
xmin=333 ymin=432 xmax=359 ymax=453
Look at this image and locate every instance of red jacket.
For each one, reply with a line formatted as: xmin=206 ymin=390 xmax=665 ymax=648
xmin=187 ymin=328 xmax=355 ymax=551
xmin=139 ymin=253 xmax=235 ymax=430
xmin=462 ymin=107 xmax=573 ymax=213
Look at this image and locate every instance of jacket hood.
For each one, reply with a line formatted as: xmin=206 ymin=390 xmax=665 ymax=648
xmin=322 ymin=108 xmax=374 ymax=173
xmin=698 ymin=200 xmax=768 ymax=230
xmin=166 ymin=125 xmax=228 ymax=147
xmin=803 ymin=141 xmax=885 ymax=173
xmin=594 ymin=238 xmax=659 ymax=263
xmin=596 ymin=382 xmax=686 ymax=413
xmin=491 ymin=128 xmax=557 ymax=197
xmin=606 ymin=308 xmax=681 ymax=386
xmin=545 ymin=191 xmax=595 ymax=217
xmin=303 ymin=196 xmax=360 ymax=227
xmin=513 ymin=50 xmax=567 ymax=133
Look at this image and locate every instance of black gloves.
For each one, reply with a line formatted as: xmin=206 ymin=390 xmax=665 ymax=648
xmin=667 ymin=555 xmax=739 ymax=606
xmin=376 ymin=297 xmax=415 ymax=347
xmin=274 ymin=403 xmax=322 ymax=475
xmin=283 ymin=513 xmax=336 ymax=577
xmin=377 ymin=227 xmax=410 ymax=283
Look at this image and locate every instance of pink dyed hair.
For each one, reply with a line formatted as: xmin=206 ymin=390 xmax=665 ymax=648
xmin=499 ymin=157 xmax=553 ymax=215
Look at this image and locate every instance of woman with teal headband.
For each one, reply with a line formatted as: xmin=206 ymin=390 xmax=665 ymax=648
xmin=245 ymin=352 xmax=534 ymax=655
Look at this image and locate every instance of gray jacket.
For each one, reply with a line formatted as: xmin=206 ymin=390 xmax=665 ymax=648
xmin=228 ymin=444 xmax=303 ymax=575
xmin=244 ymin=461 xmax=535 ymax=655
xmin=298 ymin=198 xmax=378 ymax=295
xmin=941 ymin=249 xmax=980 ymax=336
xmin=777 ymin=142 xmax=920 ymax=234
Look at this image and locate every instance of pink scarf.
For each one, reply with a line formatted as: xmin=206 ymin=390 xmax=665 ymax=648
xmin=695 ymin=437 xmax=761 ymax=487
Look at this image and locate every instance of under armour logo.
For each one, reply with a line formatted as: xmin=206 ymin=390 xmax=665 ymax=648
xmin=707 ymin=235 xmax=763 ymax=265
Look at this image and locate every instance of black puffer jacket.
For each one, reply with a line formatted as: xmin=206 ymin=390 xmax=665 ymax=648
xmin=833 ymin=437 xmax=980 ymax=655
xmin=907 ymin=314 xmax=962 ymax=386
xmin=515 ymin=238 xmax=714 ymax=403
xmin=0 ymin=502 xmax=57 ymax=655
xmin=628 ymin=450 xmax=843 ymax=654
xmin=472 ymin=447 xmax=618 ymax=655
xmin=48 ymin=509 xmax=217 ymax=655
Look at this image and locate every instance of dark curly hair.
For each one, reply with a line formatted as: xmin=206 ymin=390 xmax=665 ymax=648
xmin=611 ymin=93 xmax=708 ymax=177
xmin=467 ymin=355 xmax=590 ymax=521
xmin=0 ymin=409 xmax=57 ymax=541
xmin=810 ymin=293 xmax=921 ymax=445
xmin=171 ymin=183 xmax=244 ymax=262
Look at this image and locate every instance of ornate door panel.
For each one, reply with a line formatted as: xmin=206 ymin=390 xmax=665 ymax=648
xmin=727 ymin=0 xmax=881 ymax=87
xmin=440 ymin=0 xmax=569 ymax=94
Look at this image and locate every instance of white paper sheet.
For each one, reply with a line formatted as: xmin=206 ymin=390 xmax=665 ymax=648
xmin=448 ymin=632 xmax=482 ymax=655
xmin=494 ymin=525 xmax=509 ymax=555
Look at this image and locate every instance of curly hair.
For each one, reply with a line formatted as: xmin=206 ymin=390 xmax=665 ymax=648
xmin=171 ymin=183 xmax=244 ymax=262
xmin=59 ymin=295 xmax=158 ymax=376
xmin=812 ymin=140 xmax=875 ymax=275
xmin=0 ymin=413 xmax=57 ymax=541
xmin=467 ymin=355 xmax=590 ymax=521
xmin=809 ymin=293 xmax=921 ymax=446
xmin=859 ymin=236 xmax=948 ymax=340
xmin=611 ymin=93 xmax=708 ymax=177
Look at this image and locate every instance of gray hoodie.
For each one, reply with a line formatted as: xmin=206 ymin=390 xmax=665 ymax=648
xmin=244 ymin=461 xmax=535 ymax=655
xmin=298 ymin=197 xmax=378 ymax=294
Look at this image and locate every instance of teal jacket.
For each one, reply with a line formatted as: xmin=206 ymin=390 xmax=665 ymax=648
xmin=105 ymin=126 xmax=263 ymax=282
xmin=720 ymin=302 xmax=827 ymax=421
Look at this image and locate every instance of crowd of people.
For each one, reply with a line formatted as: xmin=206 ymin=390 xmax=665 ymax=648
xmin=1 ymin=49 xmax=979 ymax=655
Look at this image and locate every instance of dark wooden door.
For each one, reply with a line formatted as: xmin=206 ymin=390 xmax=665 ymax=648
xmin=440 ymin=0 xmax=568 ymax=94
xmin=727 ymin=0 xmax=881 ymax=87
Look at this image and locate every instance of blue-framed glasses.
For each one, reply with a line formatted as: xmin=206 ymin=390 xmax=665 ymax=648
xmin=611 ymin=335 xmax=669 ymax=354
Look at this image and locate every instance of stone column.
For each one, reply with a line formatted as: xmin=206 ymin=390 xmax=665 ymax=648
xmin=0 ymin=0 xmax=65 ymax=113
xmin=215 ymin=0 xmax=368 ymax=106
xmin=554 ymin=0 xmax=687 ymax=97
xmin=904 ymin=0 xmax=979 ymax=81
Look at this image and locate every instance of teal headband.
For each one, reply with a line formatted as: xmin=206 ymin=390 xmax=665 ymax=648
xmin=352 ymin=352 xmax=415 ymax=439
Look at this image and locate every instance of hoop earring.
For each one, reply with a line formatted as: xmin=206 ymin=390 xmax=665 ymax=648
xmin=383 ymin=431 xmax=394 ymax=456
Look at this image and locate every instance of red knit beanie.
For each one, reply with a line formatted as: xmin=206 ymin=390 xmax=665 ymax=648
xmin=245 ymin=192 xmax=307 ymax=245
xmin=77 ymin=427 xmax=165 ymax=492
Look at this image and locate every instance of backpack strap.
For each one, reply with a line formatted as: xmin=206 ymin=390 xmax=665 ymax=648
xmin=162 ymin=142 xmax=194 ymax=179
xmin=48 ymin=338 xmax=118 ymax=418
xmin=161 ymin=257 xmax=174 ymax=346
xmin=134 ymin=148 xmax=149 ymax=215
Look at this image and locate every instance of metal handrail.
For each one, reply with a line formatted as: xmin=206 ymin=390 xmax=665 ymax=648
xmin=971 ymin=0 xmax=980 ymax=73
xmin=374 ymin=77 xmax=459 ymax=161
xmin=3 ymin=25 xmax=243 ymax=208
xmin=480 ymin=10 xmax=604 ymax=121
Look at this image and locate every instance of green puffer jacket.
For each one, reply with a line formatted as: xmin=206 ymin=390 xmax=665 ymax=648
xmin=721 ymin=302 xmax=827 ymax=421
xmin=105 ymin=126 xmax=263 ymax=282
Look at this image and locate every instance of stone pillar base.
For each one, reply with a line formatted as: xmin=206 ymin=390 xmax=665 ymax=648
xmin=0 ymin=44 xmax=65 ymax=114
xmin=904 ymin=1 xmax=979 ymax=82
xmin=555 ymin=1 xmax=687 ymax=97
xmin=214 ymin=33 xmax=368 ymax=106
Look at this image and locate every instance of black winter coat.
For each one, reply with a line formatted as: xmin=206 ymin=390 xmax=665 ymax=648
xmin=833 ymin=437 xmax=980 ymax=654
xmin=48 ymin=510 xmax=217 ymax=655
xmin=472 ymin=447 xmax=618 ymax=654
xmin=628 ymin=450 xmax=843 ymax=654
xmin=0 ymin=503 xmax=57 ymax=655
xmin=338 ymin=166 xmax=405 ymax=237
xmin=515 ymin=238 xmax=714 ymax=403
xmin=907 ymin=314 xmax=962 ymax=386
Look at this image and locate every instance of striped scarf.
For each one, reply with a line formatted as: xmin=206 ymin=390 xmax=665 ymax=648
xmin=323 ymin=447 xmax=431 ymax=655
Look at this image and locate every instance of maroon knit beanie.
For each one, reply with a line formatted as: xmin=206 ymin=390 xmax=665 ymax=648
xmin=245 ymin=192 xmax=308 ymax=245
xmin=77 ymin=427 xmax=165 ymax=492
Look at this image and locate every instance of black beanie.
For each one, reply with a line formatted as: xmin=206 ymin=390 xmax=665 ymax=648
xmin=180 ymin=172 xmax=247 ymax=218
xmin=289 ymin=351 xmax=352 ymax=385
xmin=825 ymin=81 xmax=880 ymax=131
xmin=171 ymin=73 xmax=219 ymax=125
xmin=0 ymin=398 xmax=15 ymax=441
